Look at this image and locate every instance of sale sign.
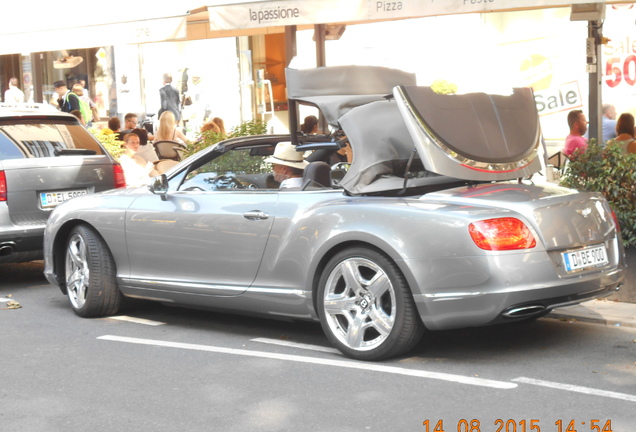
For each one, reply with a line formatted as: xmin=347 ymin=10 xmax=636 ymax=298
xmin=534 ymin=81 xmax=583 ymax=116
xmin=601 ymin=6 xmax=636 ymax=115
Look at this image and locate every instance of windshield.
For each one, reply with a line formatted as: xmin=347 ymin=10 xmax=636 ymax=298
xmin=0 ymin=119 xmax=105 ymax=160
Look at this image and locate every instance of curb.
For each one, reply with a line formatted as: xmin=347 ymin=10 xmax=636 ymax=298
xmin=547 ymin=299 xmax=636 ymax=328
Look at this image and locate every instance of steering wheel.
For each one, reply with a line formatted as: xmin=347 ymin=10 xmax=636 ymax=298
xmin=206 ymin=174 xmax=256 ymax=190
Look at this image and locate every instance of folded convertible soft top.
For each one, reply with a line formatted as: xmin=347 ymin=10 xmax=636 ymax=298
xmin=286 ymin=66 xmax=544 ymax=194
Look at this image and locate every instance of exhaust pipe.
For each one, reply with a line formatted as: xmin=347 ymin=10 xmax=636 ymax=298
xmin=502 ymin=304 xmax=546 ymax=319
xmin=0 ymin=242 xmax=15 ymax=257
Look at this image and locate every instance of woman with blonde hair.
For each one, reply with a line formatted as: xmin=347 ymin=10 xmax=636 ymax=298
xmin=155 ymin=110 xmax=188 ymax=144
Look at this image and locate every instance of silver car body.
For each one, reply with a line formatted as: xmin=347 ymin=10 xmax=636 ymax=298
xmin=45 ymin=179 xmax=623 ymax=328
xmin=43 ymin=66 xmax=624 ymax=359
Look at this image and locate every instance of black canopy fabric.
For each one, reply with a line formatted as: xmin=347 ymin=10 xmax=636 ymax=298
xmin=286 ymin=65 xmax=543 ymax=194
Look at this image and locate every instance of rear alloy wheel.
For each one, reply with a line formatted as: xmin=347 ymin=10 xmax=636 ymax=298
xmin=317 ymin=247 xmax=424 ymax=361
xmin=65 ymin=225 xmax=122 ymax=317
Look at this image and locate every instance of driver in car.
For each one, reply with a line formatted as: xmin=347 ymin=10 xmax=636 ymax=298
xmin=265 ymin=142 xmax=309 ymax=189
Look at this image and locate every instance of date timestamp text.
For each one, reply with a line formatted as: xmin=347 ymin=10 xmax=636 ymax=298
xmin=422 ymin=419 xmax=613 ymax=432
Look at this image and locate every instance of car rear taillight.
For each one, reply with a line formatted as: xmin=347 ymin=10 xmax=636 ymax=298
xmin=113 ymin=164 xmax=126 ymax=189
xmin=468 ymin=217 xmax=536 ymax=251
xmin=611 ymin=210 xmax=621 ymax=233
xmin=0 ymin=171 xmax=6 ymax=201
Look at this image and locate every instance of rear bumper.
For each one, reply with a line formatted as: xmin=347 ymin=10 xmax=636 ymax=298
xmin=0 ymin=226 xmax=45 ymax=263
xmin=413 ymin=269 xmax=623 ymax=331
xmin=403 ymin=242 xmax=625 ymax=331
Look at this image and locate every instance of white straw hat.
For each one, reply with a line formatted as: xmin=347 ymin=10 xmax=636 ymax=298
xmin=264 ymin=142 xmax=309 ymax=170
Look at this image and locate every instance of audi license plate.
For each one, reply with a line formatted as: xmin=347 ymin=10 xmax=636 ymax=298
xmin=40 ymin=189 xmax=88 ymax=208
xmin=562 ymin=244 xmax=608 ymax=272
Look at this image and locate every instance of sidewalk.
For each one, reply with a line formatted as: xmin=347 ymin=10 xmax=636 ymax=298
xmin=548 ymin=299 xmax=636 ymax=328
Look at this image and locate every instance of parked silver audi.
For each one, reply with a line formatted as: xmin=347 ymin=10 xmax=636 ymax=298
xmin=43 ymin=66 xmax=624 ymax=361
xmin=0 ymin=106 xmax=126 ymax=263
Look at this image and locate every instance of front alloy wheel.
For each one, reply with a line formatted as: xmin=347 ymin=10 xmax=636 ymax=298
xmin=65 ymin=225 xmax=121 ymax=317
xmin=317 ymin=247 xmax=424 ymax=361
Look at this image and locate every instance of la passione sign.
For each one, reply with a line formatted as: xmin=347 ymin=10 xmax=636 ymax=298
xmin=207 ymin=0 xmax=616 ymax=31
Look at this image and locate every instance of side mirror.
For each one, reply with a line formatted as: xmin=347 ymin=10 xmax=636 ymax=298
xmin=148 ymin=174 xmax=169 ymax=200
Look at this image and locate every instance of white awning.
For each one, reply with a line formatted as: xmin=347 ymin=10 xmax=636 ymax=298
xmin=0 ymin=16 xmax=187 ymax=55
xmin=206 ymin=0 xmax=629 ymax=31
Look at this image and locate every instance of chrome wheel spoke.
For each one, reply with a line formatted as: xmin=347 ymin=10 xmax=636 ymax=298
xmin=344 ymin=313 xmax=367 ymax=348
xmin=368 ymin=307 xmax=393 ymax=336
xmin=341 ymin=260 xmax=364 ymax=296
xmin=68 ymin=242 xmax=84 ymax=267
xmin=323 ymin=293 xmax=357 ymax=315
xmin=366 ymin=272 xmax=390 ymax=300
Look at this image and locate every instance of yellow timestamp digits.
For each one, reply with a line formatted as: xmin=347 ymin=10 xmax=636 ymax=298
xmin=421 ymin=419 xmax=613 ymax=432
xmin=422 ymin=419 xmax=481 ymax=432
xmin=555 ymin=419 xmax=612 ymax=432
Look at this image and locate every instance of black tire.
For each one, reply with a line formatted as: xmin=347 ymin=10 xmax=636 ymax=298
xmin=64 ymin=225 xmax=122 ymax=317
xmin=317 ymin=247 xmax=424 ymax=361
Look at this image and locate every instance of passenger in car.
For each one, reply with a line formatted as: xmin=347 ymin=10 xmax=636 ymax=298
xmin=265 ymin=142 xmax=309 ymax=189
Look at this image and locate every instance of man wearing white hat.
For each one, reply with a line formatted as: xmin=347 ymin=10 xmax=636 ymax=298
xmin=265 ymin=142 xmax=309 ymax=189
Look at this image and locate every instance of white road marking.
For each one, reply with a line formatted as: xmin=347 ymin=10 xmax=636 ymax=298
xmin=251 ymin=337 xmax=341 ymax=354
xmin=98 ymin=335 xmax=516 ymax=389
xmin=513 ymin=377 xmax=636 ymax=402
xmin=108 ymin=316 xmax=166 ymax=326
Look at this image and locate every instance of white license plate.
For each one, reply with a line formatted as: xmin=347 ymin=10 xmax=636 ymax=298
xmin=562 ymin=245 xmax=608 ymax=272
xmin=40 ymin=189 xmax=88 ymax=208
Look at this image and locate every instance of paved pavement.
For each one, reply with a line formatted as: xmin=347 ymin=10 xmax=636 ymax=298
xmin=548 ymin=299 xmax=636 ymax=328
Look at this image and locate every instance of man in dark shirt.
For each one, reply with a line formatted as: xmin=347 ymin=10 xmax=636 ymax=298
xmin=53 ymin=81 xmax=80 ymax=113
xmin=158 ymin=73 xmax=181 ymax=122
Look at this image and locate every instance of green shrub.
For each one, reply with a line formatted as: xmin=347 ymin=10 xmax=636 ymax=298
xmin=560 ymin=140 xmax=636 ymax=248
xmin=183 ymin=119 xmax=268 ymax=159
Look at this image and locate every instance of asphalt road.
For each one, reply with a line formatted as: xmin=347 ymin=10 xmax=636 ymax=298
xmin=1 ymin=262 xmax=635 ymax=432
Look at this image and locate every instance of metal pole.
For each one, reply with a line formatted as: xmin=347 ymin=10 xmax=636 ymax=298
xmin=284 ymin=25 xmax=297 ymax=67
xmin=587 ymin=20 xmax=603 ymax=145
xmin=31 ymin=53 xmax=44 ymax=103
xmin=314 ymin=24 xmax=328 ymax=133
xmin=315 ymin=24 xmax=326 ymax=67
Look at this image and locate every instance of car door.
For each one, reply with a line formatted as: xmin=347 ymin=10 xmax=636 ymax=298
xmin=123 ymin=188 xmax=278 ymax=296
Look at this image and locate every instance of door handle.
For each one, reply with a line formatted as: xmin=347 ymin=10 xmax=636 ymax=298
xmin=243 ymin=211 xmax=269 ymax=220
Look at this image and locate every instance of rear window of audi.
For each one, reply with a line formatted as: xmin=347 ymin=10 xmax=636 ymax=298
xmin=0 ymin=118 xmax=105 ymax=160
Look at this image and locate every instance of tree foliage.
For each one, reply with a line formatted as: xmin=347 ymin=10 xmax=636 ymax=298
xmin=431 ymin=79 xmax=458 ymax=95
xmin=560 ymin=140 xmax=636 ymax=248
xmin=183 ymin=119 xmax=268 ymax=159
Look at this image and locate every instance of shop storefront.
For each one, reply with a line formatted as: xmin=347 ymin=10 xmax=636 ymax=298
xmin=2 ymin=1 xmax=636 ymax=146
xmin=0 ymin=1 xmax=193 ymax=125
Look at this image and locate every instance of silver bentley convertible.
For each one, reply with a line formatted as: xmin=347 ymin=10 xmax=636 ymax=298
xmin=43 ymin=66 xmax=625 ymax=361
